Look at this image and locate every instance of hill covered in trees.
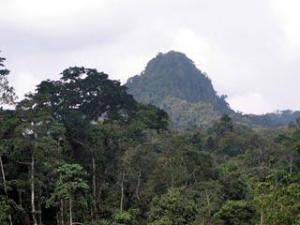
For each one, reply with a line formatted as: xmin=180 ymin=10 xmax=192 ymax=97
xmin=126 ymin=51 xmax=300 ymax=128
xmin=1 ymin=53 xmax=300 ymax=225
xmin=126 ymin=51 xmax=231 ymax=128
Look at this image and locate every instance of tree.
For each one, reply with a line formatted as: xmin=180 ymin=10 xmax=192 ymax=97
xmin=221 ymin=173 xmax=249 ymax=201
xmin=148 ymin=188 xmax=198 ymax=225
xmin=253 ymin=179 xmax=300 ymax=225
xmin=47 ymin=163 xmax=89 ymax=225
xmin=0 ymin=54 xmax=16 ymax=105
xmin=214 ymin=200 xmax=256 ymax=225
xmin=274 ymin=128 xmax=300 ymax=175
xmin=34 ymin=67 xmax=141 ymax=222
xmin=56 ymin=67 xmax=136 ymax=121
xmin=0 ymin=53 xmax=16 ymax=225
xmin=0 ymin=197 xmax=11 ymax=225
xmin=0 ymin=110 xmax=19 ymax=225
xmin=13 ymin=93 xmax=66 ymax=225
xmin=189 ymin=181 xmax=224 ymax=225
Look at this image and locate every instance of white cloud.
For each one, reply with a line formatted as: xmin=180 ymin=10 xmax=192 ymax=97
xmin=1 ymin=0 xmax=300 ymax=114
xmin=167 ymin=29 xmax=215 ymax=69
xmin=228 ymin=93 xmax=273 ymax=114
xmin=9 ymin=71 xmax=39 ymax=98
xmin=270 ymin=0 xmax=300 ymax=50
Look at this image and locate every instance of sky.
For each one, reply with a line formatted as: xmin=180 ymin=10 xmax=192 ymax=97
xmin=1 ymin=0 xmax=300 ymax=114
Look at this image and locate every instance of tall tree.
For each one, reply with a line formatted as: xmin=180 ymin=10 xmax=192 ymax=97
xmin=0 ymin=53 xmax=16 ymax=225
xmin=47 ymin=163 xmax=89 ymax=225
xmin=0 ymin=54 xmax=16 ymax=105
xmin=13 ymin=93 xmax=66 ymax=225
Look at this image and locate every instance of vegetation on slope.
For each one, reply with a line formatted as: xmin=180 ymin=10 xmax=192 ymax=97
xmin=126 ymin=51 xmax=231 ymax=128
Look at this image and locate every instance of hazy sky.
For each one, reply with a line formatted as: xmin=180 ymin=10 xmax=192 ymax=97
xmin=1 ymin=0 xmax=300 ymax=114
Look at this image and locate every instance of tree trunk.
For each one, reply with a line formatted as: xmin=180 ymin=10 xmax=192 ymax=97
xmin=91 ymin=156 xmax=98 ymax=220
xmin=57 ymin=139 xmax=65 ymax=225
xmin=205 ymin=190 xmax=211 ymax=225
xmin=38 ymin=188 xmax=42 ymax=225
xmin=120 ymin=172 xmax=125 ymax=212
xmin=18 ymin=189 xmax=23 ymax=208
xmin=69 ymin=198 xmax=72 ymax=225
xmin=56 ymin=210 xmax=60 ymax=225
xmin=260 ymin=212 xmax=264 ymax=225
xmin=0 ymin=155 xmax=13 ymax=225
xmin=60 ymin=200 xmax=65 ymax=225
xmin=192 ymin=169 xmax=197 ymax=183
xmin=38 ymin=203 xmax=42 ymax=225
xmin=289 ymin=156 xmax=293 ymax=175
xmin=135 ymin=171 xmax=141 ymax=200
xmin=31 ymin=154 xmax=38 ymax=225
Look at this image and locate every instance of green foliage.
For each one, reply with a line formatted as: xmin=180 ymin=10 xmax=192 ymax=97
xmin=157 ymin=96 xmax=220 ymax=129
xmin=253 ymin=179 xmax=300 ymax=225
xmin=113 ymin=210 xmax=132 ymax=225
xmin=58 ymin=67 xmax=136 ymax=121
xmin=214 ymin=200 xmax=257 ymax=225
xmin=0 ymin=197 xmax=11 ymax=225
xmin=222 ymin=173 xmax=249 ymax=200
xmin=188 ymin=181 xmax=224 ymax=225
xmin=47 ymin=163 xmax=89 ymax=206
xmin=0 ymin=54 xmax=16 ymax=105
xmin=148 ymin=188 xmax=198 ymax=225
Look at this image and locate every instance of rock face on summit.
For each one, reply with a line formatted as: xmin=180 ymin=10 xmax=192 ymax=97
xmin=126 ymin=51 xmax=232 ymax=128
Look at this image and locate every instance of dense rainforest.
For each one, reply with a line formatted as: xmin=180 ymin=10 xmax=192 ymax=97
xmin=1 ymin=53 xmax=300 ymax=225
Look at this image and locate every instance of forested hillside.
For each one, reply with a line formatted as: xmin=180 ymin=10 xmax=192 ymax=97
xmin=1 ymin=54 xmax=300 ymax=225
xmin=126 ymin=51 xmax=300 ymax=129
xmin=240 ymin=110 xmax=300 ymax=127
xmin=126 ymin=51 xmax=231 ymax=128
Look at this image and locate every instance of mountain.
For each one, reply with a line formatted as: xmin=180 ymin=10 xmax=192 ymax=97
xmin=126 ymin=51 xmax=231 ymax=128
xmin=126 ymin=51 xmax=299 ymax=128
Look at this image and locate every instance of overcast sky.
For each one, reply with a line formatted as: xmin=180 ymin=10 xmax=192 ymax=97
xmin=1 ymin=0 xmax=300 ymax=114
